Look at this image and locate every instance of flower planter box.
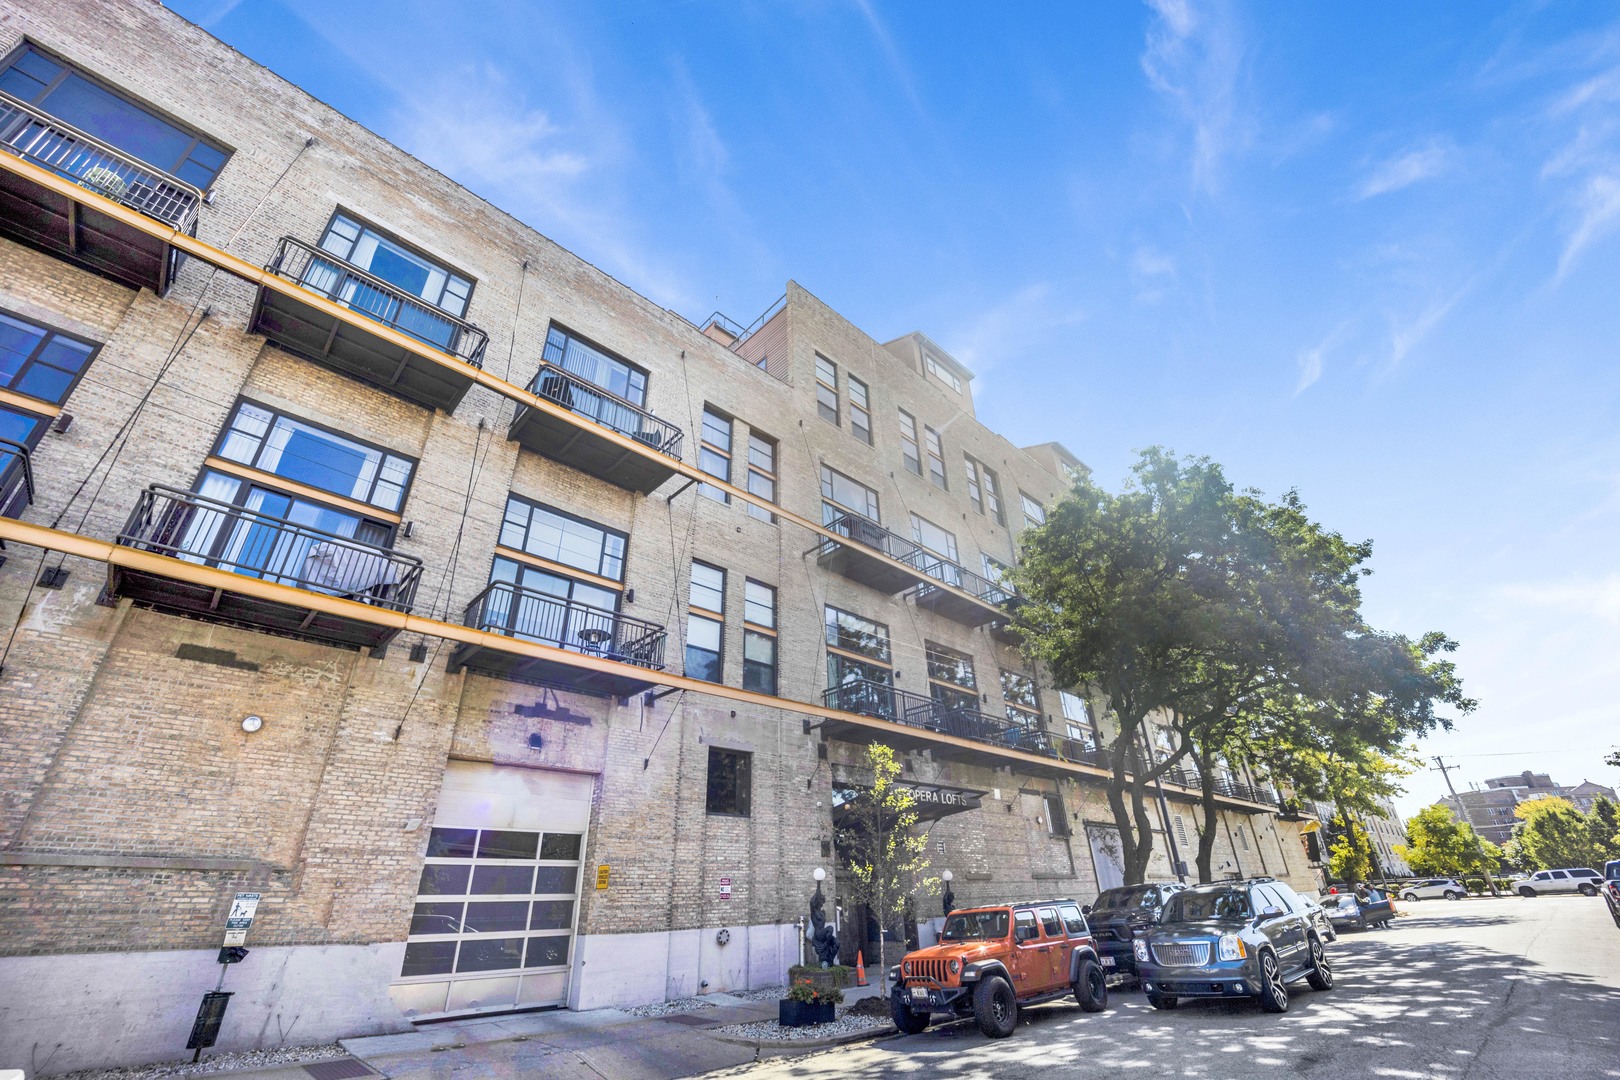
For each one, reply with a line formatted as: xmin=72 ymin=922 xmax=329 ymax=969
xmin=778 ymin=999 xmax=836 ymax=1027
xmin=788 ymin=965 xmax=851 ymax=993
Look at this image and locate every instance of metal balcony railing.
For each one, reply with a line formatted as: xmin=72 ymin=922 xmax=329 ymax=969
xmin=0 ymin=90 xmax=203 ymax=232
xmin=916 ymin=561 xmax=1023 ymax=608
xmin=819 ymin=509 xmax=944 ymax=572
xmin=264 ymin=236 xmax=489 ymax=367
xmin=0 ymin=437 xmax=35 ymax=519
xmin=117 ymin=485 xmax=423 ymax=611
xmin=464 ymin=580 xmax=667 ymax=670
xmin=824 ymin=678 xmax=1052 ymax=753
xmin=523 ymin=362 xmax=683 ymax=458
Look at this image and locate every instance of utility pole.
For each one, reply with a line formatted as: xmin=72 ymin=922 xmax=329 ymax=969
xmin=1432 ymin=756 xmax=1500 ymax=897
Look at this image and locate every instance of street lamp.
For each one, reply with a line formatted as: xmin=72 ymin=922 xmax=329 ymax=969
xmin=941 ymin=869 xmax=955 ymax=917
xmin=813 ymin=867 xmax=826 ymax=883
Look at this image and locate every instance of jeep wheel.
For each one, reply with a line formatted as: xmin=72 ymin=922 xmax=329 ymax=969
xmin=1519 ymin=886 xmax=1536 ymax=898
xmin=1146 ymin=990 xmax=1177 ymax=1010
xmin=1073 ymin=956 xmax=1108 ymax=1013
xmin=1579 ymin=883 xmax=1598 ymax=897
xmin=1257 ymin=950 xmax=1290 ymax=1013
xmin=890 ymin=994 xmax=931 ymax=1035
xmin=1443 ymin=890 xmax=1461 ymax=900
xmin=972 ymin=976 xmax=1018 ymax=1038
xmin=1305 ymin=935 xmax=1334 ymax=992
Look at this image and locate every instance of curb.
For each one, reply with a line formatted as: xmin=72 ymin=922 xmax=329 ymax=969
xmin=709 ymin=1023 xmax=898 ymax=1052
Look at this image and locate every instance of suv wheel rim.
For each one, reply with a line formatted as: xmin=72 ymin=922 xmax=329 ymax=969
xmin=993 ymin=990 xmax=1009 ymax=1023
xmin=1265 ymin=954 xmax=1285 ymax=1006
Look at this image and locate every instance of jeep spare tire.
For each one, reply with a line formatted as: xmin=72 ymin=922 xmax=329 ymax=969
xmin=1074 ymin=956 xmax=1108 ymax=1013
xmin=972 ymin=976 xmax=1018 ymax=1038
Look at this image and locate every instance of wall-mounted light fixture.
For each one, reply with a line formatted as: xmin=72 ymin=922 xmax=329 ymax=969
xmin=241 ymin=715 xmax=264 ymax=734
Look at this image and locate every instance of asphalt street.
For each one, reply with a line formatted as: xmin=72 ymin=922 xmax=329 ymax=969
xmin=704 ymin=894 xmax=1620 ymax=1080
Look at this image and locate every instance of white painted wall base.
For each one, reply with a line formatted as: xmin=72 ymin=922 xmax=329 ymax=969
xmin=570 ymin=922 xmax=799 ymax=1011
xmin=0 ymin=943 xmax=411 ymax=1077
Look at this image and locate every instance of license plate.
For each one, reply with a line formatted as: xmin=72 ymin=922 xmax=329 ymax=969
xmin=910 ymin=986 xmax=928 ymax=1001
xmin=1101 ymin=956 xmax=1115 ymax=968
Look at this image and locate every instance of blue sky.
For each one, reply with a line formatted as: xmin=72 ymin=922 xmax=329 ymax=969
xmin=177 ymin=0 xmax=1620 ymax=818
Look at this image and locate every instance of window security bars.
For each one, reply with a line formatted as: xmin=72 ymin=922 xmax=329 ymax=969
xmin=264 ymin=236 xmax=489 ymax=367
xmin=0 ymin=90 xmax=203 ymax=232
xmin=525 ymin=361 xmax=683 ymax=458
xmin=118 ymin=485 xmax=423 ymax=610
xmin=463 ymin=580 xmax=667 ymax=670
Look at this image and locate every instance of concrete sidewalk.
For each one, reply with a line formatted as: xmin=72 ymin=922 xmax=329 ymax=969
xmin=202 ymin=983 xmax=891 ymax=1080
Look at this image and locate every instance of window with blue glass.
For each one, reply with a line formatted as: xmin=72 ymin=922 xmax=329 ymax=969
xmin=0 ymin=403 xmax=47 ymax=518
xmin=541 ymin=326 xmax=647 ymax=407
xmin=312 ymin=212 xmax=473 ymax=351
xmin=212 ymin=401 xmax=416 ymax=512
xmin=0 ymin=44 xmax=230 ymax=187
xmin=0 ymin=309 xmax=97 ymax=405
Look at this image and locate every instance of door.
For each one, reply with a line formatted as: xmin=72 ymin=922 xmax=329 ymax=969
xmin=1037 ymin=908 xmax=1071 ymax=988
xmin=1087 ymin=824 xmax=1126 ymax=893
xmin=1546 ymin=870 xmax=1571 ymax=894
xmin=391 ymin=762 xmax=593 ymax=1019
xmin=1254 ymin=885 xmax=1306 ymax=968
xmin=1010 ymin=910 xmax=1051 ymax=993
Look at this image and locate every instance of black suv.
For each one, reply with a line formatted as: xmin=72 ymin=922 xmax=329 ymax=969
xmin=1086 ymin=882 xmax=1186 ymax=976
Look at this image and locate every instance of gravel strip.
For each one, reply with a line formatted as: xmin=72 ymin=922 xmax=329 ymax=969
xmin=725 ymin=984 xmax=790 ymax=1002
xmin=713 ymin=1013 xmax=893 ymax=1042
xmin=53 ymin=1043 xmax=349 ymax=1080
xmin=622 ymin=996 xmax=719 ymax=1017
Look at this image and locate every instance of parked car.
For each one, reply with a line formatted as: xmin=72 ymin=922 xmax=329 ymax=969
xmin=1510 ymin=867 xmax=1604 ymax=897
xmin=1135 ymin=878 xmax=1333 ymax=1014
xmin=1400 ymin=878 xmax=1466 ymax=901
xmin=1601 ymin=860 xmax=1620 ymax=929
xmin=1084 ymin=882 xmax=1187 ymax=975
xmin=889 ymin=899 xmax=1108 ymax=1038
xmin=1297 ymin=893 xmax=1338 ymax=943
xmin=1320 ymin=887 xmax=1394 ymax=930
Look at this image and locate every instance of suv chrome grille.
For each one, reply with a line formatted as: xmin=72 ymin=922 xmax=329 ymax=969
xmin=907 ymin=958 xmax=952 ymax=984
xmin=1151 ymin=942 xmax=1212 ymax=967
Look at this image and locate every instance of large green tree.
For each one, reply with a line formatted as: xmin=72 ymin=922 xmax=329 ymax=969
xmin=1396 ymin=805 xmax=1502 ymax=880
xmin=1328 ymin=817 xmax=1376 ymax=884
xmin=1512 ymin=796 xmax=1620 ymax=871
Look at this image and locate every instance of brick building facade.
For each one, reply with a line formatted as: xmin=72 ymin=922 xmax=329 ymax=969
xmin=0 ymin=2 xmax=1313 ymax=1072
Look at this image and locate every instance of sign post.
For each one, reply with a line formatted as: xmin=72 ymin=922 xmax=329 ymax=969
xmin=719 ymin=877 xmax=732 ymax=900
xmin=188 ymin=891 xmax=260 ymax=1062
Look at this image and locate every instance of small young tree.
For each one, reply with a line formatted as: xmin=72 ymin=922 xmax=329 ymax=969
xmin=1328 ymin=817 xmax=1375 ymax=885
xmin=835 ymin=743 xmax=936 ymax=993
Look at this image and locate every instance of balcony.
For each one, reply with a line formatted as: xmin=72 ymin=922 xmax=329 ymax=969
xmin=0 ymin=437 xmax=34 ymax=523
xmin=248 ymin=237 xmax=489 ymax=413
xmin=0 ymin=91 xmax=201 ymax=294
xmin=448 ymin=581 xmax=667 ymax=697
xmin=814 ymin=511 xmax=947 ymax=595
xmin=507 ymin=362 xmax=683 ymax=493
xmin=821 ymin=679 xmax=1057 ymax=763
xmin=109 ymin=485 xmax=423 ymax=653
xmin=913 ymin=564 xmax=1022 ymax=628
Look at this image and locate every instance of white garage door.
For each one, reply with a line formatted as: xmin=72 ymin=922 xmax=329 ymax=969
xmin=390 ymin=762 xmax=594 ymax=1018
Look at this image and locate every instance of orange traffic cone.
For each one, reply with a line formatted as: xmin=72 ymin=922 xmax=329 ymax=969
xmin=855 ymin=950 xmax=868 ymax=987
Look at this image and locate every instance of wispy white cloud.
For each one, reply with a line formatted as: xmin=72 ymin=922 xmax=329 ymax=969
xmin=1357 ymin=141 xmax=1455 ymax=200
xmin=1382 ymin=286 xmax=1467 ymax=375
xmin=1497 ymin=573 xmax=1620 ymax=624
xmin=855 ymin=0 xmax=926 ymax=115
xmin=1292 ymin=322 xmax=1351 ymax=396
xmin=1139 ymin=0 xmax=1248 ymax=194
xmin=1555 ymin=171 xmax=1620 ymax=281
xmin=945 ymin=284 xmax=1088 ymax=383
xmin=193 ymin=0 xmax=244 ymax=29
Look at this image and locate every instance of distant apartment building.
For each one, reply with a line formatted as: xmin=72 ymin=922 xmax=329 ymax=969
xmin=1438 ymin=771 xmax=1617 ymax=846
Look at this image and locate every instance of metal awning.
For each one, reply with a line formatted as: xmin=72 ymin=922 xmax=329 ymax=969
xmin=831 ymin=782 xmax=986 ymax=827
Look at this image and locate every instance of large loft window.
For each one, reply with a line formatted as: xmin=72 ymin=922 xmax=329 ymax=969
xmin=825 ymin=606 xmax=893 ymax=715
xmin=924 ymin=353 xmax=962 ymax=394
xmin=848 ymin=375 xmax=872 ymax=445
xmin=698 ymin=406 xmax=732 ymax=503
xmin=1021 ymin=492 xmax=1047 ymax=529
xmin=909 ymin=513 xmax=958 ymax=563
xmin=744 ymin=430 xmax=777 ymax=524
xmin=483 ymin=554 xmax=621 ymax=652
xmin=898 ymin=409 xmax=922 ymax=476
xmin=686 ymin=561 xmax=725 ymax=683
xmin=815 ymin=354 xmax=839 ymax=426
xmin=0 ymin=403 xmax=47 ymax=517
xmin=925 ymin=641 xmax=976 ymax=713
xmin=213 ymin=400 xmax=416 ymax=513
xmin=825 ymin=606 xmax=890 ymax=664
xmin=924 ymin=425 xmax=948 ymax=489
xmin=742 ymin=579 xmax=777 ymax=695
xmin=0 ymin=309 xmax=97 ymax=406
xmin=0 ymin=44 xmax=230 ymax=188
xmin=542 ymin=325 xmax=647 ymax=407
xmin=498 ymin=495 xmax=627 ymax=581
xmin=820 ymin=465 xmax=880 ymax=524
xmin=1002 ymin=670 xmax=1041 ymax=729
xmin=319 ymin=213 xmax=473 ymax=327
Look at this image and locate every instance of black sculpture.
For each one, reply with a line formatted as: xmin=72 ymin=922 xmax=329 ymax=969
xmin=942 ymin=881 xmax=956 ymax=917
xmin=808 ymin=882 xmax=840 ymax=967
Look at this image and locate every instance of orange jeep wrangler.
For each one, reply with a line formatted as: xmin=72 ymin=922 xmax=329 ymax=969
xmin=889 ymin=899 xmax=1108 ymax=1038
